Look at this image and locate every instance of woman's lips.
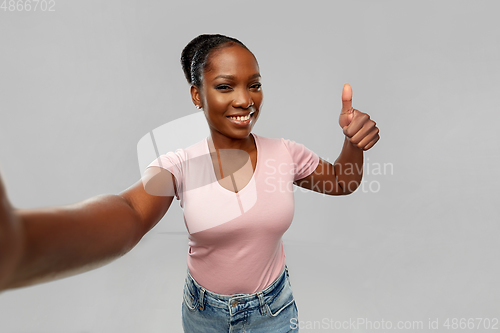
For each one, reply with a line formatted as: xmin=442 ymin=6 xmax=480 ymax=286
xmin=226 ymin=112 xmax=255 ymax=127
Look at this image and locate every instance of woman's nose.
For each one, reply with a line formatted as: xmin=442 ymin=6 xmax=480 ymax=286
xmin=232 ymin=89 xmax=253 ymax=109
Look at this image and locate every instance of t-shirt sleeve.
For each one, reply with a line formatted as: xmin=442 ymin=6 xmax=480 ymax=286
xmin=146 ymin=151 xmax=184 ymax=201
xmin=281 ymin=138 xmax=320 ymax=181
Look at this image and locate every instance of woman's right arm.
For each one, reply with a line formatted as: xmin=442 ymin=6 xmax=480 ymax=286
xmin=0 ymin=166 xmax=176 ymax=292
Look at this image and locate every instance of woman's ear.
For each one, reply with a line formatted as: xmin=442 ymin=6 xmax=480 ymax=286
xmin=190 ymin=85 xmax=202 ymax=109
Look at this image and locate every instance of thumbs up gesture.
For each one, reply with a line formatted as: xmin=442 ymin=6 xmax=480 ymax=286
xmin=339 ymin=83 xmax=379 ymax=150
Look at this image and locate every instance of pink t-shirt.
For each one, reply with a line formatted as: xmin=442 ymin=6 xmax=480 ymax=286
xmin=147 ymin=133 xmax=319 ymax=294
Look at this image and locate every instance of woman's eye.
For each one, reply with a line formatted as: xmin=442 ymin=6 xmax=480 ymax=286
xmin=216 ymin=85 xmax=231 ymax=90
xmin=251 ymin=83 xmax=262 ymax=90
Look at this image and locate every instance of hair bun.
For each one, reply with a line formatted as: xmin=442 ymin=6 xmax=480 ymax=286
xmin=180 ymin=34 xmax=251 ymax=87
xmin=181 ymin=35 xmax=213 ymax=85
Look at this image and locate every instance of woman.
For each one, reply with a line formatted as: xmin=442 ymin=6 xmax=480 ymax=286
xmin=0 ymin=34 xmax=379 ymax=332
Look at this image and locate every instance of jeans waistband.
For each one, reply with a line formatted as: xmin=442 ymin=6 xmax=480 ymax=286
xmin=184 ymin=265 xmax=289 ymax=313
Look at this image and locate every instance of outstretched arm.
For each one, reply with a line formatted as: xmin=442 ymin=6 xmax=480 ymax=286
xmin=0 ymin=166 xmax=175 ymax=291
xmin=0 ymin=175 xmax=24 ymax=290
xmin=295 ymin=83 xmax=380 ymax=195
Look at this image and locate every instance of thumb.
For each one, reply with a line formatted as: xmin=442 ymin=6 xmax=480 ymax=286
xmin=341 ymin=83 xmax=353 ymax=113
xmin=339 ymin=83 xmax=354 ymax=129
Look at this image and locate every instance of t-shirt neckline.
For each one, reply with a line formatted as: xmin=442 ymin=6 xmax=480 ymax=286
xmin=204 ymin=133 xmax=260 ymax=195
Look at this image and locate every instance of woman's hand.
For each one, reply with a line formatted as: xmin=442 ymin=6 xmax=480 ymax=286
xmin=0 ymin=171 xmax=24 ymax=291
xmin=338 ymin=83 xmax=380 ymax=151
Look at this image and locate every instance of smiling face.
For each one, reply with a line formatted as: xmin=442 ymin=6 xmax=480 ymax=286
xmin=191 ymin=44 xmax=263 ymax=144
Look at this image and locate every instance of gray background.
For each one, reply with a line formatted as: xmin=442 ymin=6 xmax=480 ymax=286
xmin=1 ymin=0 xmax=499 ymax=332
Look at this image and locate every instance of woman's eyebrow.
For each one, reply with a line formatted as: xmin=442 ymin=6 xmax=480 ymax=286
xmin=213 ymin=73 xmax=261 ymax=81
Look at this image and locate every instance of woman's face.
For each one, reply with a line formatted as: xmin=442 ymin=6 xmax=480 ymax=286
xmin=192 ymin=45 xmax=263 ymax=141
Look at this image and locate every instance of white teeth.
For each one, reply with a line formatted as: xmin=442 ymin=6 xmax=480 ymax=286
xmin=229 ymin=114 xmax=250 ymax=121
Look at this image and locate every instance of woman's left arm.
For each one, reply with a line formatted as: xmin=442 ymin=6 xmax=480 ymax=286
xmin=294 ymin=83 xmax=380 ymax=195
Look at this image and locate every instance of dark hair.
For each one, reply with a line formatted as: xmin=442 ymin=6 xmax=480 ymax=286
xmin=181 ymin=34 xmax=255 ymax=88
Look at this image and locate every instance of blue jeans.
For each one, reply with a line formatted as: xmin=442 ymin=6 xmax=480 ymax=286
xmin=182 ymin=265 xmax=299 ymax=332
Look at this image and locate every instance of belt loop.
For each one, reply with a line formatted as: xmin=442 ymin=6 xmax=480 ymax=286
xmin=199 ymin=287 xmax=205 ymax=310
xmin=257 ymin=292 xmax=267 ymax=315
